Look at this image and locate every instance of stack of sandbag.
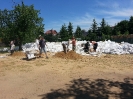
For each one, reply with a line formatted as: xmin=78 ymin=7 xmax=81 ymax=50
xmin=22 ymin=43 xmax=39 ymax=59
xmin=97 ymin=40 xmax=133 ymax=55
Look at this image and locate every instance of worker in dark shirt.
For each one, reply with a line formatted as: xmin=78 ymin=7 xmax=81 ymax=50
xmin=39 ymin=36 xmax=48 ymax=58
xmin=83 ymin=41 xmax=90 ymax=52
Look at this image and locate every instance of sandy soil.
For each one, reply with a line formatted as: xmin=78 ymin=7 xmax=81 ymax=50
xmin=0 ymin=51 xmax=133 ymax=99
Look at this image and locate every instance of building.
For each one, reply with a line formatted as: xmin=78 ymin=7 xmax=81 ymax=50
xmin=45 ymin=29 xmax=58 ymax=36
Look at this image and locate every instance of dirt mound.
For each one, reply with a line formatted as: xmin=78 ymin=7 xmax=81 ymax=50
xmin=53 ymin=51 xmax=83 ymax=60
xmin=11 ymin=51 xmax=25 ymax=57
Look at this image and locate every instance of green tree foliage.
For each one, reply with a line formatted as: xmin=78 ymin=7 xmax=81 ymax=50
xmin=104 ymin=25 xmax=112 ymax=40
xmin=100 ymin=18 xmax=106 ymax=34
xmin=87 ymin=19 xmax=98 ymax=41
xmin=0 ymin=9 xmax=15 ymax=45
xmin=91 ymin=19 xmax=98 ymax=34
xmin=59 ymin=24 xmax=68 ymax=41
xmin=81 ymin=29 xmax=87 ymax=40
xmin=112 ymin=26 xmax=119 ymax=35
xmin=117 ymin=20 xmax=129 ymax=34
xmin=86 ymin=30 xmax=91 ymax=40
xmin=116 ymin=31 xmax=121 ymax=35
xmin=124 ymin=30 xmax=129 ymax=35
xmin=67 ymin=22 xmax=73 ymax=38
xmin=0 ymin=2 xmax=44 ymax=50
xmin=128 ymin=16 xmax=133 ymax=34
xmin=44 ymin=33 xmax=58 ymax=42
xmin=99 ymin=18 xmax=112 ymax=40
xmin=75 ymin=26 xmax=82 ymax=38
xmin=58 ymin=16 xmax=133 ymax=41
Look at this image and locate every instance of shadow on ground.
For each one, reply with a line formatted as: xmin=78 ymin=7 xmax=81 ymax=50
xmin=39 ymin=78 xmax=133 ymax=99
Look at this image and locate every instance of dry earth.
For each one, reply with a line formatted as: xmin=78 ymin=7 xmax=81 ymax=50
xmin=0 ymin=51 xmax=133 ymax=99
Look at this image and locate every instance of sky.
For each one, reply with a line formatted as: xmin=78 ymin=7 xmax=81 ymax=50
xmin=0 ymin=0 xmax=133 ymax=32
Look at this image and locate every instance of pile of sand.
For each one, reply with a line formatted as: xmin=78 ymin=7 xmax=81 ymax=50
xmin=53 ymin=51 xmax=83 ymax=60
xmin=11 ymin=51 xmax=25 ymax=57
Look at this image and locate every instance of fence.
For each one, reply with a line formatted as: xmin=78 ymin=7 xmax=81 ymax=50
xmin=111 ymin=34 xmax=133 ymax=44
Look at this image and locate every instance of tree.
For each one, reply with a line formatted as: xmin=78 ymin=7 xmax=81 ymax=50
xmin=86 ymin=29 xmax=91 ymax=40
xmin=100 ymin=18 xmax=106 ymax=29
xmin=91 ymin=19 xmax=98 ymax=34
xmin=99 ymin=18 xmax=112 ymax=40
xmin=75 ymin=25 xmax=82 ymax=38
xmin=0 ymin=1 xmax=44 ymax=50
xmin=124 ymin=30 xmax=129 ymax=35
xmin=59 ymin=24 xmax=68 ymax=41
xmin=67 ymin=22 xmax=73 ymax=38
xmin=0 ymin=9 xmax=16 ymax=45
xmin=75 ymin=26 xmax=82 ymax=38
xmin=44 ymin=33 xmax=58 ymax=42
xmin=112 ymin=26 xmax=119 ymax=35
xmin=100 ymin=18 xmax=106 ymax=35
xmin=128 ymin=16 xmax=133 ymax=34
xmin=117 ymin=20 xmax=129 ymax=34
xmin=81 ymin=29 xmax=87 ymax=40
xmin=90 ymin=19 xmax=98 ymax=40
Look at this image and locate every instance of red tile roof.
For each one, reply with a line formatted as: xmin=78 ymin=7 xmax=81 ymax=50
xmin=45 ymin=30 xmax=57 ymax=35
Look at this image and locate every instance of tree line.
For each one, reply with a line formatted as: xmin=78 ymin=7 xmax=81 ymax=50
xmin=58 ymin=17 xmax=133 ymax=42
xmin=0 ymin=2 xmax=133 ymax=50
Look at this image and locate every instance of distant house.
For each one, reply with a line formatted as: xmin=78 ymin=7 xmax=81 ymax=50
xmin=45 ymin=29 xmax=58 ymax=36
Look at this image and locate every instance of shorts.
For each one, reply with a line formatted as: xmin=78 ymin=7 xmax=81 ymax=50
xmin=40 ymin=47 xmax=46 ymax=54
xmin=72 ymin=45 xmax=76 ymax=51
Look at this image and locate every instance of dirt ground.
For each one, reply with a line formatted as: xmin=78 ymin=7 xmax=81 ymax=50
xmin=0 ymin=51 xmax=133 ymax=99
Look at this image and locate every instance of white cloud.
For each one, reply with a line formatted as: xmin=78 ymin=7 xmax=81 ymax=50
xmin=95 ymin=1 xmax=107 ymax=7
xmin=95 ymin=0 xmax=120 ymax=9
xmin=100 ymin=8 xmax=133 ymax=17
xmin=45 ymin=0 xmax=133 ymax=32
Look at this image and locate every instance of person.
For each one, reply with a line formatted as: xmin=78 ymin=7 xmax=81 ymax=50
xmin=90 ymin=41 xmax=98 ymax=52
xmin=39 ymin=36 xmax=48 ymax=59
xmin=10 ymin=40 xmax=15 ymax=55
xmin=71 ymin=37 xmax=76 ymax=51
xmin=62 ymin=42 xmax=67 ymax=54
xmin=9 ymin=40 xmax=14 ymax=49
xmin=83 ymin=41 xmax=90 ymax=52
xmin=67 ymin=39 xmax=71 ymax=51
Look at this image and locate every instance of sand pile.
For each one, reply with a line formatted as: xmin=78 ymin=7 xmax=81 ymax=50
xmin=53 ymin=51 xmax=83 ymax=60
xmin=11 ymin=51 xmax=25 ymax=57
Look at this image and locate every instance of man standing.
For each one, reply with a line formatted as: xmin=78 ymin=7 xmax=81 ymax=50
xmin=39 ymin=36 xmax=48 ymax=59
xmin=10 ymin=40 xmax=15 ymax=55
xmin=71 ymin=37 xmax=76 ymax=51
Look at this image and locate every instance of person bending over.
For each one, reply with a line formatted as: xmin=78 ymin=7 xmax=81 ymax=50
xmin=83 ymin=41 xmax=90 ymax=52
xmin=90 ymin=41 xmax=98 ymax=52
